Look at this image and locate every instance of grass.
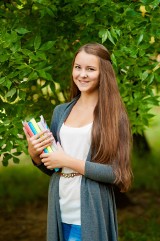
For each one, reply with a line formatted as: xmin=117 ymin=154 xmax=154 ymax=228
xmin=118 ymin=190 xmax=160 ymax=241
xmin=0 ymin=157 xmax=50 ymax=209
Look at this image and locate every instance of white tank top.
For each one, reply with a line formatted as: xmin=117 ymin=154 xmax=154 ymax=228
xmin=59 ymin=122 xmax=92 ymax=225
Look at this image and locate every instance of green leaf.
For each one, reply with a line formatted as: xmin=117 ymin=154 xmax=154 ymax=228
xmin=110 ymin=27 xmax=118 ymax=40
xmin=1 ymin=54 xmax=9 ymax=62
xmin=22 ymin=49 xmax=33 ymax=56
xmin=36 ymin=51 xmax=46 ymax=60
xmin=28 ymin=71 xmax=38 ymax=81
xmin=2 ymin=154 xmax=12 ymax=166
xmin=86 ymin=16 xmax=94 ymax=25
xmin=46 ymin=7 xmax=55 ymax=17
xmin=34 ymin=35 xmax=41 ymax=51
xmin=115 ymin=29 xmax=121 ymax=37
xmin=39 ymin=41 xmax=55 ymax=51
xmin=141 ymin=71 xmax=149 ymax=81
xmin=137 ymin=34 xmax=144 ymax=45
xmin=38 ymin=70 xmax=53 ymax=81
xmin=19 ymin=90 xmax=26 ymax=100
xmin=13 ymin=157 xmax=20 ymax=164
xmin=0 ymin=77 xmax=6 ymax=85
xmin=15 ymin=28 xmax=30 ymax=35
xmin=111 ymin=53 xmax=117 ymax=67
xmin=37 ymin=69 xmax=47 ymax=79
xmin=151 ymin=0 xmax=160 ymax=9
xmin=10 ymin=31 xmax=18 ymax=43
xmin=147 ymin=73 xmax=154 ymax=85
xmin=107 ymin=30 xmax=115 ymax=45
xmin=5 ymin=88 xmax=16 ymax=98
xmin=4 ymin=80 xmax=12 ymax=90
xmin=98 ymin=29 xmax=108 ymax=43
xmin=13 ymin=152 xmax=22 ymax=156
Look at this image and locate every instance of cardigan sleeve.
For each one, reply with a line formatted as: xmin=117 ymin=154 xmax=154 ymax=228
xmin=32 ymin=160 xmax=54 ymax=176
xmin=84 ymin=161 xmax=116 ymax=184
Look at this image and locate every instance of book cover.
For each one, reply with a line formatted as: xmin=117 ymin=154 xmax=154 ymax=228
xmin=23 ymin=116 xmax=59 ymax=172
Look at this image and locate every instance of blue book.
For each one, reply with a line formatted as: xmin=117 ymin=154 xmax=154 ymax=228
xmin=28 ymin=121 xmax=37 ymax=135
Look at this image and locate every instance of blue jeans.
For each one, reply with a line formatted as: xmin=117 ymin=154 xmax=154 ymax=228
xmin=62 ymin=223 xmax=81 ymax=241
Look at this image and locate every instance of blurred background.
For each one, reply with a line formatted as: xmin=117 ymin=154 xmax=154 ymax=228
xmin=0 ymin=1 xmax=160 ymax=241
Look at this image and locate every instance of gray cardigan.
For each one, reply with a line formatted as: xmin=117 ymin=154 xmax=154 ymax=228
xmin=37 ymin=97 xmax=118 ymax=241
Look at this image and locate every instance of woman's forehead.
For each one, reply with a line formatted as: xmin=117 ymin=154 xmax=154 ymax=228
xmin=74 ymin=51 xmax=99 ymax=66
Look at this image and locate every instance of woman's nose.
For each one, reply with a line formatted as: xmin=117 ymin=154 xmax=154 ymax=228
xmin=79 ymin=70 xmax=87 ymax=78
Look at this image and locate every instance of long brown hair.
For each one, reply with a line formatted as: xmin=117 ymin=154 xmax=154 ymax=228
xmin=71 ymin=43 xmax=132 ymax=192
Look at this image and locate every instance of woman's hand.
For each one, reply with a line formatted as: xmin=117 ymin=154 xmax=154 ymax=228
xmin=23 ymin=127 xmax=55 ymax=165
xmin=40 ymin=142 xmax=67 ymax=169
xmin=40 ymin=142 xmax=85 ymax=175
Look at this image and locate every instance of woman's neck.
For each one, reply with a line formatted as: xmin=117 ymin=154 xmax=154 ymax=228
xmin=77 ymin=92 xmax=98 ymax=109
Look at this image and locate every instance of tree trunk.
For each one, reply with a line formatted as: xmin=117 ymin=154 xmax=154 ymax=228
xmin=133 ymin=133 xmax=151 ymax=157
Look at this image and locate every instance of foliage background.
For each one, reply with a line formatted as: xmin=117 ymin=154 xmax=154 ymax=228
xmin=0 ymin=1 xmax=160 ymax=241
xmin=0 ymin=1 xmax=160 ymax=162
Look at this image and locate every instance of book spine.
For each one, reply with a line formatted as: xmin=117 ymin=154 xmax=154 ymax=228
xmin=37 ymin=122 xmax=53 ymax=153
xmin=28 ymin=121 xmax=37 ymax=135
xmin=29 ymin=118 xmax=41 ymax=133
xmin=23 ymin=122 xmax=34 ymax=137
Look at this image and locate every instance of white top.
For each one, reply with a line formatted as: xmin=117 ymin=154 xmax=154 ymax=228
xmin=59 ymin=122 xmax=92 ymax=225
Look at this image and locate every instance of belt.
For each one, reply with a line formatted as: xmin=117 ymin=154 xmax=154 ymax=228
xmin=57 ymin=172 xmax=81 ymax=178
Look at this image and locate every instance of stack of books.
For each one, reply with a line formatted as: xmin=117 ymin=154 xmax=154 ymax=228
xmin=22 ymin=115 xmax=59 ymax=171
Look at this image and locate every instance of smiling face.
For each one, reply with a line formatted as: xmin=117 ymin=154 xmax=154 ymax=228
xmin=72 ymin=51 xmax=100 ymax=95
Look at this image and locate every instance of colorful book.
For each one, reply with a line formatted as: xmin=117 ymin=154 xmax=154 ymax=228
xmin=28 ymin=118 xmax=52 ymax=153
xmin=23 ymin=116 xmax=59 ymax=172
xmin=27 ymin=121 xmax=49 ymax=153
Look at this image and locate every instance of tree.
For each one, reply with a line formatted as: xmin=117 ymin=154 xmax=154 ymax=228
xmin=0 ymin=0 xmax=160 ymax=165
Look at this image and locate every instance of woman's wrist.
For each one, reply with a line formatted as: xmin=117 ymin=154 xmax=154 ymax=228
xmin=31 ymin=155 xmax=42 ymax=165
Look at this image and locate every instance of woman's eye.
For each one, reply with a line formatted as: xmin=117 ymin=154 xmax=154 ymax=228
xmin=75 ymin=65 xmax=80 ymax=69
xmin=88 ymin=68 xmax=95 ymax=71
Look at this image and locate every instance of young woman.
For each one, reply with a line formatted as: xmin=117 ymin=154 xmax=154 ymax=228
xmin=24 ymin=43 xmax=132 ymax=241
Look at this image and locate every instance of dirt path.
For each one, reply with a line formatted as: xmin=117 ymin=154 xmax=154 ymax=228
xmin=0 ymin=202 xmax=48 ymax=241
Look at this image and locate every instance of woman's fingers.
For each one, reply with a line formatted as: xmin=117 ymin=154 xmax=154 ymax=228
xmin=41 ymin=156 xmax=49 ymax=166
xmin=23 ymin=127 xmax=30 ymax=140
xmin=31 ymin=130 xmax=49 ymax=141
xmin=41 ymin=159 xmax=53 ymax=170
xmin=24 ymin=127 xmax=55 ymax=159
xmin=34 ymin=136 xmax=54 ymax=150
xmin=30 ymin=131 xmax=53 ymax=145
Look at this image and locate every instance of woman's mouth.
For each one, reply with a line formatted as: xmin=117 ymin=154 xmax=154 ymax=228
xmin=79 ymin=80 xmax=90 ymax=84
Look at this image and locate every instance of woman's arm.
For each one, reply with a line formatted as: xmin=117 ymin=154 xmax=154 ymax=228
xmin=40 ymin=143 xmax=116 ymax=184
xmin=84 ymin=161 xmax=116 ymax=183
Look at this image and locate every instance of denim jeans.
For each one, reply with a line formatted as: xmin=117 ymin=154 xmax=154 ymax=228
xmin=62 ymin=223 xmax=81 ymax=241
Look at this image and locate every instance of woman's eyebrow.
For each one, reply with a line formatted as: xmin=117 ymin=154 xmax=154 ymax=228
xmin=74 ymin=63 xmax=96 ymax=68
xmin=87 ymin=65 xmax=96 ymax=68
